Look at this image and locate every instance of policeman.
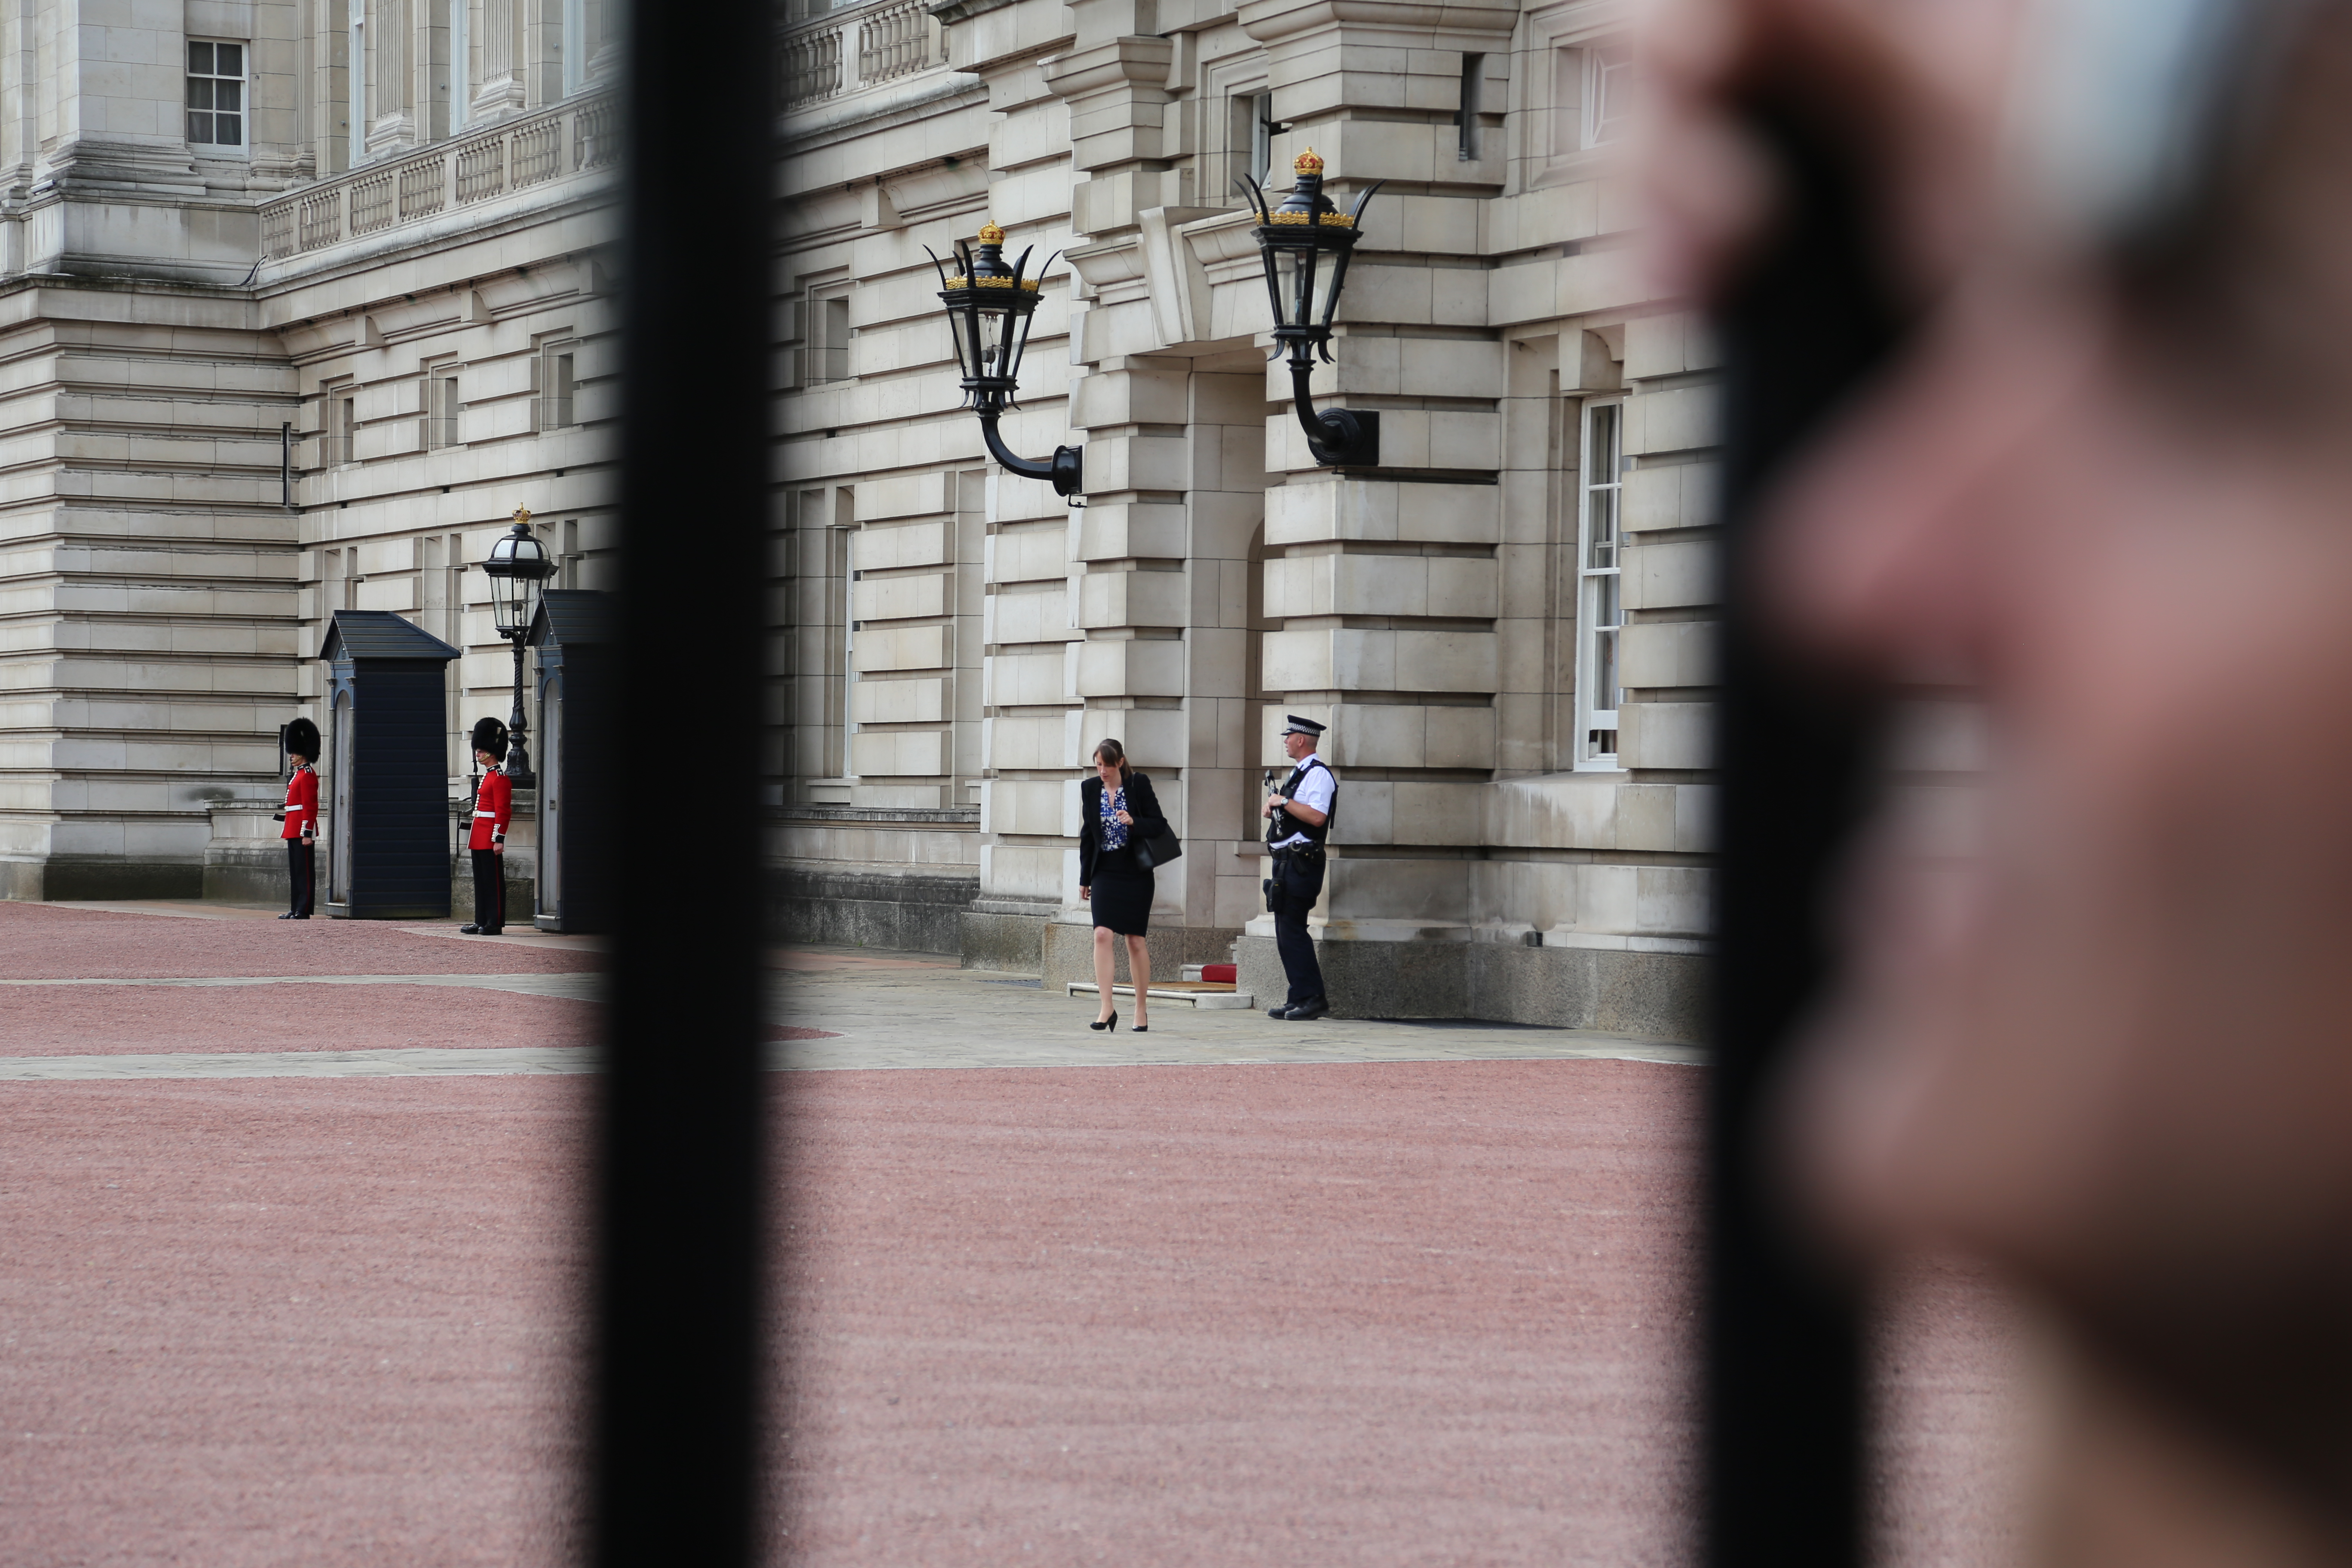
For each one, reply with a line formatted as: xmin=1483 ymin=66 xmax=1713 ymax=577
xmin=462 ymin=717 xmax=513 ymax=935
xmin=275 ymin=716 xmax=320 ymax=920
xmin=1262 ymin=714 xmax=1338 ymax=1020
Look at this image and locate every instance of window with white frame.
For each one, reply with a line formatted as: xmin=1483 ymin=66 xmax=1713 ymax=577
xmin=348 ymin=9 xmax=367 ymax=171
xmin=1576 ymin=399 xmax=1626 ymax=767
xmin=1582 ymin=44 xmax=1632 ymax=149
xmin=450 ymin=0 xmax=470 ymax=131
xmin=187 ymin=40 xmax=247 ymax=151
xmin=1245 ymin=92 xmax=1276 ymax=186
xmin=564 ymin=0 xmax=585 ymax=95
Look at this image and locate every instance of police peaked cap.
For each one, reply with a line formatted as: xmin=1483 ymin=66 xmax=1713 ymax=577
xmin=1280 ymin=714 xmax=1326 ymax=737
xmin=284 ymin=716 xmax=320 ymax=759
xmin=471 ymin=717 xmax=511 ymax=761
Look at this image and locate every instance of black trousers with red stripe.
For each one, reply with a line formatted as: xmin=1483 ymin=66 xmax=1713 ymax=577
xmin=470 ymin=848 xmax=506 ymax=931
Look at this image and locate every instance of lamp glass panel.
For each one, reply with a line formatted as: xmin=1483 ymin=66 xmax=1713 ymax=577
xmin=1000 ymin=307 xmax=1037 ymax=386
xmin=1269 ymin=245 xmax=1341 ymax=330
xmin=491 ymin=570 xmax=525 ymax=632
xmin=943 ymin=302 xmax=973 ymax=379
xmin=976 ymin=305 xmax=1009 ymax=377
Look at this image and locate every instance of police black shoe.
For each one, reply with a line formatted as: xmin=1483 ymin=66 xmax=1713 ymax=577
xmin=277 ymin=912 xmax=297 ymax=920
xmin=460 ymin=923 xmax=484 ymax=934
xmin=1284 ymin=998 xmax=1331 ymax=1021
xmin=1267 ymin=1004 xmax=1292 ymax=1018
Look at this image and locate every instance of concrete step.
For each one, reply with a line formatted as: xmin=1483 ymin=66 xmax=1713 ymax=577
xmin=1067 ymin=980 xmax=1254 ymax=1011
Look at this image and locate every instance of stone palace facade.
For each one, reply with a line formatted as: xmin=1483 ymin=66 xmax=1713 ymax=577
xmin=0 ymin=0 xmax=1720 ymax=1037
xmin=0 ymin=0 xmax=617 ymax=908
xmin=778 ymin=0 xmax=1720 ymax=1034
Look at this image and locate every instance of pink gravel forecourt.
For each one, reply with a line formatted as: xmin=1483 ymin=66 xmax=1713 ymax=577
xmin=0 ymin=906 xmax=2027 ymax=1564
xmin=0 ymin=902 xmax=596 ymax=980
xmin=0 ymin=984 xmax=597 ymax=1057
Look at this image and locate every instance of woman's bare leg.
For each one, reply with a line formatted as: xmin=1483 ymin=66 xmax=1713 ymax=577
xmin=1127 ymin=934 xmax=1151 ymax=1027
xmin=1093 ymin=925 xmax=1117 ymax=1023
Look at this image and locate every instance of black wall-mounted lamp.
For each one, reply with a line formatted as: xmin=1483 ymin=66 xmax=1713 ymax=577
xmin=481 ymin=505 xmax=555 ymax=788
xmin=928 ymin=221 xmax=1084 ymax=499
xmin=1240 ymin=149 xmax=1383 ymax=468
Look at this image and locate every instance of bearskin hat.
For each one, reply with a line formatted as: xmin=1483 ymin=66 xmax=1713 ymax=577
xmin=284 ymin=716 xmax=320 ymax=761
xmin=471 ymin=717 xmax=510 ymax=762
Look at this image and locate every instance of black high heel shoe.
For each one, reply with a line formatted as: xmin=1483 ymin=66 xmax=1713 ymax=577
xmin=1130 ymin=1020 xmax=1149 ymax=1032
xmin=1089 ymin=1008 xmax=1118 ymax=1032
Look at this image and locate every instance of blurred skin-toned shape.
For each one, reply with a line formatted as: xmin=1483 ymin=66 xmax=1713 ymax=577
xmin=1645 ymin=0 xmax=2352 ymax=1559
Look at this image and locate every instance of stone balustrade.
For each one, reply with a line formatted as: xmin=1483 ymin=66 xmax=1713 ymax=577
xmin=260 ymin=89 xmax=618 ymax=261
xmin=780 ymin=0 xmax=943 ymax=110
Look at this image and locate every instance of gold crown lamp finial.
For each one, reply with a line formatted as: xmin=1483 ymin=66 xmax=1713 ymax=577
xmin=511 ymin=504 xmax=532 ymax=530
xmin=977 ymin=219 xmax=1006 ymax=245
xmin=1293 ymin=147 xmax=1324 ymax=176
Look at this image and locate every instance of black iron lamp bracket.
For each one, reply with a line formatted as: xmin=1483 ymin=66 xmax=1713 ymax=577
xmin=976 ymin=405 xmax=1084 ymax=499
xmin=928 ymin=222 xmax=1087 ymax=505
xmin=1285 ymin=355 xmax=1380 ymax=467
xmin=1240 ymin=154 xmax=1386 ymax=471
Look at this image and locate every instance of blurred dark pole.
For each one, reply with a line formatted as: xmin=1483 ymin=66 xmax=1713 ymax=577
xmin=1705 ymin=107 xmax=1904 ymax=1565
xmin=593 ymin=0 xmax=774 ymax=1559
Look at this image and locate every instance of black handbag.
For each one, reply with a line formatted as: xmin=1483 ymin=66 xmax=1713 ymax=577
xmin=1135 ymin=823 xmax=1182 ymax=871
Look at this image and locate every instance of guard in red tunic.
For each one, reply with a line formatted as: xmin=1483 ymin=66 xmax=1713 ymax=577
xmin=275 ymin=716 xmax=320 ymax=920
xmin=463 ymin=717 xmax=513 ymax=935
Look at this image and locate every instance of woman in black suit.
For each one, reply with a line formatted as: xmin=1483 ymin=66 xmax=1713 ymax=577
xmin=1079 ymin=738 xmax=1166 ymax=1032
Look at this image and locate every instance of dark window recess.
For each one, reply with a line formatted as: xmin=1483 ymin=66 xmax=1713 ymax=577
xmin=1457 ymin=54 xmax=1483 ymax=161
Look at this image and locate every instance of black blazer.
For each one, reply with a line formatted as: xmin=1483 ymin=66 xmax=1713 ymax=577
xmin=1079 ymin=770 xmax=1167 ymax=885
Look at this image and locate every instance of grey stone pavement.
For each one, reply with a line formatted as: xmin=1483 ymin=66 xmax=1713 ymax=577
xmin=0 ymin=940 xmax=1703 ymax=1079
xmin=775 ymin=947 xmax=1706 ymax=1071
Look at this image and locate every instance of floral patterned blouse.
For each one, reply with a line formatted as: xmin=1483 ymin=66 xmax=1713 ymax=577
xmin=1099 ymin=784 xmax=1130 ymax=850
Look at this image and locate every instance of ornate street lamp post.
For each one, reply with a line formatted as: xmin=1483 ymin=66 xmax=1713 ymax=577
xmin=1239 ymin=149 xmax=1384 ymax=467
xmin=927 ymin=221 xmax=1084 ymax=497
xmin=481 ymin=505 xmax=555 ymax=787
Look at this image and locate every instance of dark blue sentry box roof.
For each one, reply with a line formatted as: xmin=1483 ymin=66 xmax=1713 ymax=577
xmin=529 ymin=588 xmax=616 ymax=648
xmin=320 ymin=609 xmax=462 ymax=663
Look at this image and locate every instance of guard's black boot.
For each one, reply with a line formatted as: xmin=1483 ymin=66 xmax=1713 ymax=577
xmin=1267 ymin=1004 xmax=1292 ymax=1018
xmin=1284 ymin=997 xmax=1331 ymax=1021
xmin=460 ymin=923 xmax=484 ymax=934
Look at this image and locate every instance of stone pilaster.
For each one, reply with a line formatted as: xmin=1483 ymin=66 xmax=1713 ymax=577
xmin=471 ymin=0 xmax=525 ymax=119
xmin=365 ymin=0 xmax=419 ymax=154
xmin=1229 ymin=0 xmax=1518 ymax=989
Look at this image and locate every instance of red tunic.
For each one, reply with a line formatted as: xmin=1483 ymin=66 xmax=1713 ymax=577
xmin=468 ymin=768 xmax=513 ymax=851
xmin=280 ymin=764 xmax=318 ymax=840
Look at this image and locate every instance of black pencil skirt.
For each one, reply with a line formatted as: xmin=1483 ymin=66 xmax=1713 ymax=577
xmin=1088 ymin=846 xmax=1154 ymax=937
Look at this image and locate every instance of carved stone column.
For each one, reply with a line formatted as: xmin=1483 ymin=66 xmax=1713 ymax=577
xmin=471 ymin=0 xmax=525 ymax=119
xmin=364 ymin=0 xmax=418 ymax=154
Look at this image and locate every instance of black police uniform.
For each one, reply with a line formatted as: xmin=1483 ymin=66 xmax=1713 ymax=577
xmin=1265 ymin=725 xmax=1337 ymax=1016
